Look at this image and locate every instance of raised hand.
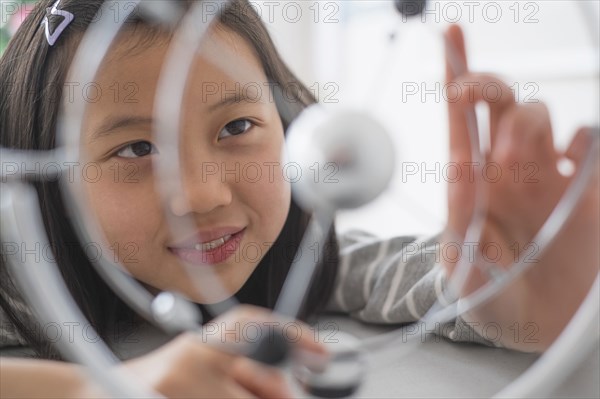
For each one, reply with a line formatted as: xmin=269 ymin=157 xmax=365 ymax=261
xmin=442 ymin=25 xmax=599 ymax=352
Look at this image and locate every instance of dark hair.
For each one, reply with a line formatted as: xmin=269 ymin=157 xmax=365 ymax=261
xmin=0 ymin=0 xmax=339 ymax=359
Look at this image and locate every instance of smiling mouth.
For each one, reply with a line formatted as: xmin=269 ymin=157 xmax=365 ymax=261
xmin=167 ymin=228 xmax=246 ymax=266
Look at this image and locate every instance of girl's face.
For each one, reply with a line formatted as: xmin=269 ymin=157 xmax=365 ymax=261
xmin=79 ymin=26 xmax=291 ymax=303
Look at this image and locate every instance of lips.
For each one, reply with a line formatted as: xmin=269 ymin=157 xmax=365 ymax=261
xmin=168 ymin=227 xmax=246 ymax=265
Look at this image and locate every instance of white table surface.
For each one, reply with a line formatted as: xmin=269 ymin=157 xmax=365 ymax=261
xmin=2 ymin=314 xmax=598 ymax=398
xmin=290 ymin=315 xmax=600 ymax=398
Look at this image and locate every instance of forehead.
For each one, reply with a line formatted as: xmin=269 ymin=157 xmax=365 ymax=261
xmin=97 ymin=23 xmax=267 ymax=96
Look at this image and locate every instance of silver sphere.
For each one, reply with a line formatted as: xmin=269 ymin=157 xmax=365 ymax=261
xmin=284 ymin=105 xmax=396 ymax=212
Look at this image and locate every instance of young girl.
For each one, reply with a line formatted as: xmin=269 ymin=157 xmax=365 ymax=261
xmin=1 ymin=0 xmax=598 ymax=398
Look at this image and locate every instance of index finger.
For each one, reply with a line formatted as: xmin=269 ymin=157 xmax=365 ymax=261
xmin=206 ymin=305 xmax=328 ymax=356
xmin=445 ymin=24 xmax=468 ymax=83
xmin=444 ymin=25 xmax=471 ymax=163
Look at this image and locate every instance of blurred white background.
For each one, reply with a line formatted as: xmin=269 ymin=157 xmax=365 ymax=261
xmin=256 ymin=0 xmax=600 ymax=238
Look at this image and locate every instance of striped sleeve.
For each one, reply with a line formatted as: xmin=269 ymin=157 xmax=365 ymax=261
xmin=327 ymin=230 xmax=496 ymax=346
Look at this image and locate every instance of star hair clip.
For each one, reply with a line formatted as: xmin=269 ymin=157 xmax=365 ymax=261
xmin=40 ymin=0 xmax=74 ymax=46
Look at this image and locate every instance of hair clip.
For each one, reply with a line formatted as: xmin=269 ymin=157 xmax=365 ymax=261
xmin=40 ymin=0 xmax=74 ymax=46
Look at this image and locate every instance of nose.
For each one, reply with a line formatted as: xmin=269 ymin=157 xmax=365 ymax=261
xmin=168 ymin=157 xmax=233 ymax=217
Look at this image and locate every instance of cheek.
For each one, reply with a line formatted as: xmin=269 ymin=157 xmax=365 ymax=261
xmin=252 ymin=164 xmax=291 ymax=236
xmin=238 ymin=140 xmax=292 ymax=242
xmin=82 ymin=171 xmax=161 ymax=257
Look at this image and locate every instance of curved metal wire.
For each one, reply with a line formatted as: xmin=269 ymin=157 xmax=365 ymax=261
xmin=0 ymin=1 xmax=597 ymax=398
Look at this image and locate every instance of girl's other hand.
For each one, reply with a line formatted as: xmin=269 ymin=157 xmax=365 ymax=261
xmin=116 ymin=305 xmax=326 ymax=398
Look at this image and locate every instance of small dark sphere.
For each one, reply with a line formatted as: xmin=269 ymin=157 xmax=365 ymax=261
xmin=247 ymin=327 xmax=290 ymax=366
xmin=305 ymin=383 xmax=361 ymax=398
xmin=395 ymin=0 xmax=427 ymax=17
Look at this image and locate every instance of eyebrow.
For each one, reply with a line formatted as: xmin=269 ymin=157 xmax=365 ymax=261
xmin=207 ymin=91 xmax=264 ymax=112
xmin=90 ymin=116 xmax=153 ymax=142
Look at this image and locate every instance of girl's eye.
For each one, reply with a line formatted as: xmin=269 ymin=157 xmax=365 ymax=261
xmin=218 ymin=119 xmax=254 ymax=140
xmin=116 ymin=141 xmax=157 ymax=159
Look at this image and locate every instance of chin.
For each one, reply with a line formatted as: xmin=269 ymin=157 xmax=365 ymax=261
xmin=176 ymin=280 xmax=245 ymax=305
xmin=153 ymin=262 xmax=256 ymax=304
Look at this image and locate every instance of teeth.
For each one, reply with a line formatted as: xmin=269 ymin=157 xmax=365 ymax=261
xmin=193 ymin=234 xmax=232 ymax=251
